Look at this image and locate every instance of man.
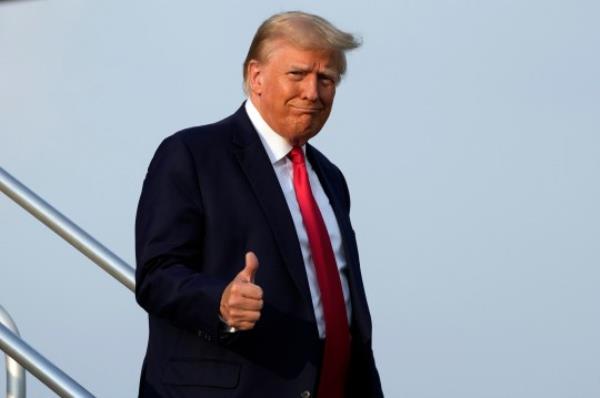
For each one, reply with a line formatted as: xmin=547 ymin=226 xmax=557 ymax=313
xmin=135 ymin=11 xmax=383 ymax=398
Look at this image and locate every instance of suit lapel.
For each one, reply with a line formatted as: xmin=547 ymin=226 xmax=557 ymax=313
xmin=306 ymin=145 xmax=372 ymax=342
xmin=231 ymin=107 xmax=314 ymax=311
xmin=306 ymin=145 xmax=355 ymax=261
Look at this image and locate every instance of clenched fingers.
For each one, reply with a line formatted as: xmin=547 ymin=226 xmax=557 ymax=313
xmin=230 ymin=281 xmax=263 ymax=301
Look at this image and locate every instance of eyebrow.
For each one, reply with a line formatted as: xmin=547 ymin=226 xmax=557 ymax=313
xmin=288 ymin=64 xmax=338 ymax=80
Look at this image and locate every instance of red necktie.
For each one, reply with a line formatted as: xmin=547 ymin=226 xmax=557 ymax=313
xmin=288 ymin=146 xmax=351 ymax=398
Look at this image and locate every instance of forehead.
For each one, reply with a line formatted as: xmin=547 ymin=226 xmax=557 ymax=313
xmin=264 ymin=40 xmax=339 ymax=70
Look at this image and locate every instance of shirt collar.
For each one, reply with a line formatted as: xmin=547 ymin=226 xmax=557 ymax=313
xmin=244 ymin=99 xmax=305 ymax=164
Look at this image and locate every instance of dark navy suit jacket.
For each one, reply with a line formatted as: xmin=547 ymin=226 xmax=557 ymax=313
xmin=135 ymin=104 xmax=383 ymax=397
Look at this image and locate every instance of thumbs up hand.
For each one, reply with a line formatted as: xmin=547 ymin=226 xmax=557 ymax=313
xmin=219 ymin=252 xmax=263 ymax=331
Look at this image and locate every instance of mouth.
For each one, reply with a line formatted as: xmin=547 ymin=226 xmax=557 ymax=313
xmin=289 ymin=105 xmax=323 ymax=113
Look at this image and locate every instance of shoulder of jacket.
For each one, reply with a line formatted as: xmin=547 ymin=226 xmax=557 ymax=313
xmin=157 ymin=109 xmax=243 ymax=156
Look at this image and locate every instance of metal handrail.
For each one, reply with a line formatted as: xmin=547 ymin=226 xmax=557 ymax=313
xmin=0 ymin=166 xmax=135 ymax=292
xmin=0 ymin=306 xmax=25 ymax=398
xmin=0 ymin=322 xmax=94 ymax=398
xmin=1 ymin=165 xmax=138 ymax=396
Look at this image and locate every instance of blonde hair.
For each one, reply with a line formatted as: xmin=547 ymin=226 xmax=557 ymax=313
xmin=243 ymin=11 xmax=361 ymax=93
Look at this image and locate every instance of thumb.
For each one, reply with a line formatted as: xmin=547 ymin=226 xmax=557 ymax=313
xmin=237 ymin=251 xmax=259 ymax=283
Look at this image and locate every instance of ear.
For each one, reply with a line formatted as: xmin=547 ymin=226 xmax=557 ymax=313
xmin=247 ymin=60 xmax=263 ymax=96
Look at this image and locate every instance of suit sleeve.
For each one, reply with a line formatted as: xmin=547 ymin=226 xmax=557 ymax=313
xmin=135 ymin=133 xmax=227 ymax=340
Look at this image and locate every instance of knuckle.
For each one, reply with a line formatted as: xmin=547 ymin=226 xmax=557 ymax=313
xmin=228 ymin=296 xmax=240 ymax=307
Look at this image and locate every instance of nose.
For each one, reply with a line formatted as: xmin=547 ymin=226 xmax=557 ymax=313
xmin=300 ymin=74 xmax=319 ymax=102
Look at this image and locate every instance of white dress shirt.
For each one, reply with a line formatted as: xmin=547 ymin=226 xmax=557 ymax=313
xmin=245 ymin=99 xmax=352 ymax=338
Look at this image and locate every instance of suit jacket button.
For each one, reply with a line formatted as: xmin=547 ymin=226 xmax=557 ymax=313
xmin=300 ymin=391 xmax=311 ymax=398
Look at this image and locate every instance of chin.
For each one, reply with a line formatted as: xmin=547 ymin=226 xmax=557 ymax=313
xmin=285 ymin=130 xmax=313 ymax=146
xmin=284 ymin=119 xmax=324 ymax=145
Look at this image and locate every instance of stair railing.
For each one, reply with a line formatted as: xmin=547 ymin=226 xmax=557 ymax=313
xmin=0 ymin=305 xmax=25 ymax=398
xmin=0 ymin=319 xmax=93 ymax=398
xmin=0 ymin=167 xmax=135 ymax=292
xmin=0 ymin=166 xmax=137 ymax=397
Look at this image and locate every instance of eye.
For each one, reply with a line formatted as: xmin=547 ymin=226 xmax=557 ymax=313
xmin=288 ymin=71 xmax=304 ymax=80
xmin=319 ymin=75 xmax=335 ymax=87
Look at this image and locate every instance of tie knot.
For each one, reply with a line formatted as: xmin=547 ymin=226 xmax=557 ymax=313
xmin=288 ymin=146 xmax=305 ymax=165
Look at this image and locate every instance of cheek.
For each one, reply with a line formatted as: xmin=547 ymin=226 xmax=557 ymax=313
xmin=266 ymin=82 xmax=294 ymax=109
xmin=280 ymin=82 xmax=301 ymax=101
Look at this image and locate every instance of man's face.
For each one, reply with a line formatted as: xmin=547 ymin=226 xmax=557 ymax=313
xmin=248 ymin=41 xmax=339 ymax=146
